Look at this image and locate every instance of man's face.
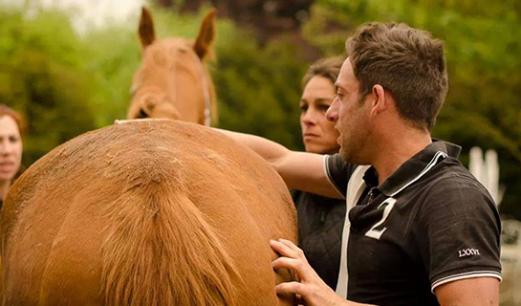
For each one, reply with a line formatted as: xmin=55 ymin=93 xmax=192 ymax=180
xmin=326 ymin=58 xmax=372 ymax=164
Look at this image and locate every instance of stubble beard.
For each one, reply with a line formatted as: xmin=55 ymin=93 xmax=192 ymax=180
xmin=339 ymin=133 xmax=357 ymax=164
xmin=339 ymin=98 xmax=372 ymax=165
xmin=339 ymin=124 xmax=371 ymax=165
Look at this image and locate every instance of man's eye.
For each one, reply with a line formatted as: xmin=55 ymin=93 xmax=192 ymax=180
xmin=299 ymin=105 xmax=308 ymax=112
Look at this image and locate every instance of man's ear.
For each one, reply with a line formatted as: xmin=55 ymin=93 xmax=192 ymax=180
xmin=370 ymin=84 xmax=388 ymax=116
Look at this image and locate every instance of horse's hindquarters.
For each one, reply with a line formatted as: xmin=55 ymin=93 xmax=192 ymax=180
xmin=2 ymin=184 xmax=104 ymax=305
xmin=2 ymin=120 xmax=296 ymax=306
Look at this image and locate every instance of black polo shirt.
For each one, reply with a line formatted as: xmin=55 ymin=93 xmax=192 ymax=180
xmin=326 ymin=141 xmax=502 ymax=306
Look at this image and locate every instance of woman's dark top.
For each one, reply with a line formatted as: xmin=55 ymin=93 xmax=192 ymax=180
xmin=292 ymin=190 xmax=346 ymax=289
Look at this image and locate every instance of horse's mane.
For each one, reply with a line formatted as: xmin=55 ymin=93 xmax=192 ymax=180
xmin=100 ymin=146 xmax=240 ymax=306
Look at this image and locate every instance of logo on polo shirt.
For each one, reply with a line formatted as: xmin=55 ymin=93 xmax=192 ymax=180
xmin=458 ymin=248 xmax=480 ymax=258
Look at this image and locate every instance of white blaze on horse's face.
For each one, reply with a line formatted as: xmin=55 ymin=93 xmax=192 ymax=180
xmin=127 ymin=7 xmax=217 ymax=126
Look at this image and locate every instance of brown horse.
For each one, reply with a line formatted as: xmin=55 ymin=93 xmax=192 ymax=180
xmin=1 ymin=8 xmax=296 ymax=306
xmin=127 ymin=7 xmax=218 ymax=125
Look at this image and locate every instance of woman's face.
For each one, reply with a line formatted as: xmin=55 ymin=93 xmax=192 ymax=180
xmin=0 ymin=116 xmax=22 ymax=183
xmin=299 ymin=75 xmax=340 ymax=154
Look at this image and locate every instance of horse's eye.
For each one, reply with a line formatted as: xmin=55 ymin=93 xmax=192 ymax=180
xmin=177 ymin=47 xmax=188 ymax=54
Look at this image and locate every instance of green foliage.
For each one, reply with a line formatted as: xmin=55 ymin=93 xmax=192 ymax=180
xmin=0 ymin=7 xmax=96 ymax=164
xmin=304 ymin=0 xmax=521 ymax=218
xmin=82 ymin=25 xmax=140 ymax=126
xmin=212 ymin=22 xmax=306 ymax=149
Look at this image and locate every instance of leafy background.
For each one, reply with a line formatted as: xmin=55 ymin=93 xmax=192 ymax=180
xmin=0 ymin=0 xmax=519 ymax=220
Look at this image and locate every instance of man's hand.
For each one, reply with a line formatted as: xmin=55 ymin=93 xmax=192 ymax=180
xmin=270 ymin=239 xmax=371 ymax=306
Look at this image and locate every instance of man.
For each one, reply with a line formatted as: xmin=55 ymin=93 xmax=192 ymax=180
xmin=219 ymin=22 xmax=501 ymax=305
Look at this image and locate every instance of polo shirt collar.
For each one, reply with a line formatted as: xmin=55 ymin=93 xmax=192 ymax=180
xmin=366 ymin=140 xmax=461 ymax=197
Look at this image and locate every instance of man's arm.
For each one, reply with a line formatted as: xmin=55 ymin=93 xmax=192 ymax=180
xmin=215 ymin=128 xmax=342 ymax=198
xmin=420 ymin=177 xmax=501 ymax=306
xmin=434 ymin=278 xmax=499 ymax=306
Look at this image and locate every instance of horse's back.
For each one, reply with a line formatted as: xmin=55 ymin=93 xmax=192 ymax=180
xmin=1 ymin=120 xmax=296 ymax=305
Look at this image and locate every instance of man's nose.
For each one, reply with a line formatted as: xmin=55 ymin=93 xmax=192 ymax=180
xmin=326 ymin=99 xmax=339 ymax=122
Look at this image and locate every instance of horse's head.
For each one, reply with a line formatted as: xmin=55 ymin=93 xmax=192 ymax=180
xmin=127 ymin=7 xmax=217 ymax=125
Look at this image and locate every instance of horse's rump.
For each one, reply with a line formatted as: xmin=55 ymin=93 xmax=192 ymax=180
xmin=1 ymin=120 xmax=296 ymax=305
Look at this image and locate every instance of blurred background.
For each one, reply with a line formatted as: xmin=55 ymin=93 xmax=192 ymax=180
xmin=0 ymin=0 xmax=520 ymax=303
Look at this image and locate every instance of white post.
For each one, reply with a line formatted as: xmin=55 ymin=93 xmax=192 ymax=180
xmin=468 ymin=146 xmax=502 ymax=206
xmin=469 ymin=147 xmax=483 ymax=184
xmin=485 ymin=150 xmax=501 ymax=204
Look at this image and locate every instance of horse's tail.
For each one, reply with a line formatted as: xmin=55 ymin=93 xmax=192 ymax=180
xmin=101 ymin=167 xmax=241 ymax=306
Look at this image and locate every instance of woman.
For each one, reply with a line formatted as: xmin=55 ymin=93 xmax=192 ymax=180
xmin=0 ymin=104 xmax=24 ymax=206
xmin=293 ymin=56 xmax=345 ymax=289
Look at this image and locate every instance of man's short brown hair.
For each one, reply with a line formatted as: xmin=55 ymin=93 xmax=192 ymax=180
xmin=346 ymin=22 xmax=448 ymax=130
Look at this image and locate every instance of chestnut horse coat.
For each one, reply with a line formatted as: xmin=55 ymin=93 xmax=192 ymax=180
xmin=1 ymin=119 xmax=296 ymax=305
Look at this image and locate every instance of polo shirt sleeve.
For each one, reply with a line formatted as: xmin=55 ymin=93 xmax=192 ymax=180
xmin=324 ymin=153 xmax=350 ymax=198
xmin=416 ymin=175 xmax=502 ymax=292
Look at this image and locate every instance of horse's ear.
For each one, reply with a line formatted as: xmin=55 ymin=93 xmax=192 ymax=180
xmin=193 ymin=9 xmax=216 ymax=60
xmin=139 ymin=7 xmax=156 ymax=49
